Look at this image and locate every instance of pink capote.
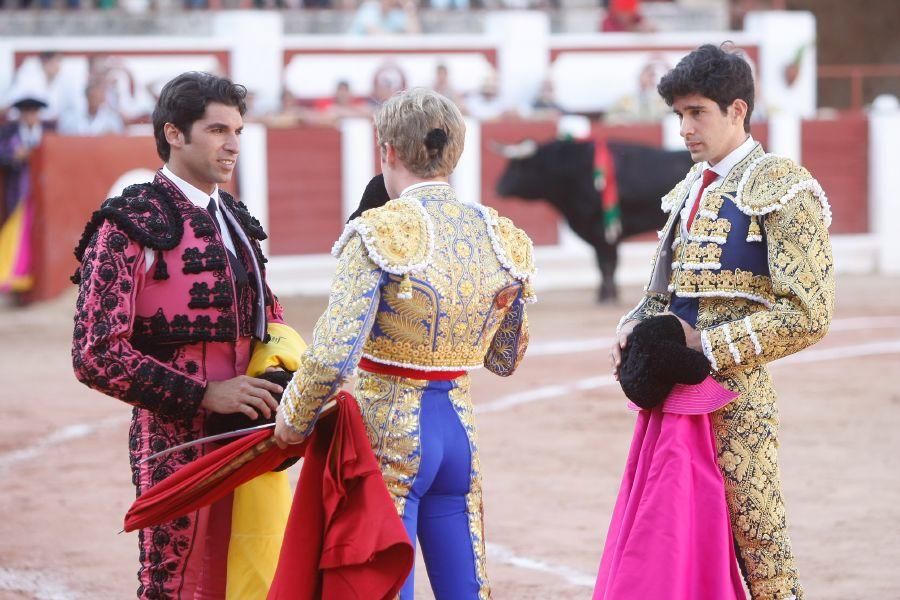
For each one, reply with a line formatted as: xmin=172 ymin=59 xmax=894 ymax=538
xmin=593 ymin=376 xmax=746 ymax=600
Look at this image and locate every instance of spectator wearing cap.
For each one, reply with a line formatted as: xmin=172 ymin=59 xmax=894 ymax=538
xmin=0 ymin=94 xmax=50 ymax=297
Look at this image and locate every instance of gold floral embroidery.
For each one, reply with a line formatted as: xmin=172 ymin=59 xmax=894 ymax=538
xmin=354 ymin=371 xmax=425 ymax=516
xmin=701 ymin=191 xmax=726 ymax=213
xmin=354 ymin=198 xmax=431 ymax=270
xmin=362 ymin=186 xmax=530 ymax=373
xmin=671 ymin=268 xmax=775 ymax=306
xmin=448 ymin=376 xmax=491 ymax=600
xmin=710 ymin=367 xmax=804 ymax=599
xmin=281 ymin=235 xmax=383 ymax=436
xmin=702 ymin=188 xmax=834 ymax=374
xmin=484 ymin=298 xmax=528 ymax=376
xmin=691 ymin=216 xmax=732 ymax=240
xmin=677 ymin=241 xmax=723 ymax=266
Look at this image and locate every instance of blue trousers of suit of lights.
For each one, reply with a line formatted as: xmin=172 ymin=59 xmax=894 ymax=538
xmin=399 ymin=380 xmax=480 ymax=600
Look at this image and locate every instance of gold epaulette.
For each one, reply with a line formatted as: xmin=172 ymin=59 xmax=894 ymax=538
xmin=480 ymin=207 xmax=537 ymax=302
xmin=331 ymin=198 xmax=434 ymax=278
xmin=661 ymin=163 xmax=703 ymax=213
xmin=734 ymin=154 xmax=832 ymax=227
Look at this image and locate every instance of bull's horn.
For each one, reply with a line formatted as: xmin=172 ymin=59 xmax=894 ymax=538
xmin=490 ymin=139 xmax=538 ymax=160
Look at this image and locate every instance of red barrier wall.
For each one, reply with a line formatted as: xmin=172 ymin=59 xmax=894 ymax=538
xmin=480 ymin=120 xmax=561 ymax=245
xmin=27 ymin=135 xmax=165 ymax=303
xmin=22 ymin=117 xmax=872 ymax=304
xmin=266 ymin=126 xmax=343 ymax=255
xmin=801 ymin=116 xmax=868 ymax=234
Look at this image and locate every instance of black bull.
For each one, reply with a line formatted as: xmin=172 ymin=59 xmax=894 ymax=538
xmin=495 ymin=139 xmax=694 ymax=302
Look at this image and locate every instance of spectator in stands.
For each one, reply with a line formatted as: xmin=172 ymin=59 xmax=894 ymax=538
xmin=368 ymin=62 xmax=408 ymax=108
xmin=605 ymin=57 xmax=670 ymax=123
xmin=57 ymin=80 xmax=125 ymax=136
xmin=463 ymin=72 xmax=517 ymax=121
xmin=529 ymin=78 xmax=565 ymax=119
xmin=431 ymin=62 xmax=463 ymax=106
xmin=5 ymin=52 xmax=76 ymax=124
xmin=599 ymin=0 xmax=654 ymax=33
xmin=315 ymin=80 xmax=372 ymax=121
xmin=256 ymin=88 xmax=308 ymax=128
xmin=427 ymin=0 xmax=468 ymax=10
xmin=0 ymin=94 xmax=49 ymax=299
xmin=349 ymin=0 xmax=421 ymax=35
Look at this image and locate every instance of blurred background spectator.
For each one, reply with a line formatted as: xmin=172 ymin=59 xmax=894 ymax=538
xmin=605 ymin=56 xmax=670 ymax=123
xmin=0 ymin=94 xmax=48 ymax=299
xmin=4 ymin=52 xmax=78 ymax=124
xmin=464 ymin=72 xmax=519 ymax=121
xmin=57 ymin=79 xmax=125 ymax=135
xmin=349 ymin=0 xmax=421 ymax=35
xmin=431 ymin=62 xmax=463 ymax=106
xmin=529 ymin=78 xmax=566 ymax=119
xmin=368 ymin=61 xmax=408 ymax=107
xmin=600 ymin=0 xmax=655 ymax=32
xmin=314 ymin=80 xmax=372 ymax=120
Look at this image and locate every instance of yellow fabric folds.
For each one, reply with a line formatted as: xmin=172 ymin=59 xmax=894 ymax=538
xmin=226 ymin=471 xmax=292 ymax=600
xmin=225 ymin=323 xmax=306 ymax=600
xmin=247 ymin=322 xmax=307 ymax=375
xmin=0 ymin=201 xmax=32 ymax=292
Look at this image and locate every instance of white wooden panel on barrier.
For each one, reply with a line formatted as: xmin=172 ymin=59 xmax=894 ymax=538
xmin=869 ymin=97 xmax=900 ymax=275
xmin=340 ymin=117 xmax=375 ymax=221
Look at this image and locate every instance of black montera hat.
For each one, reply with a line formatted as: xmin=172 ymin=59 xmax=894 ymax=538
xmin=12 ymin=96 xmax=48 ymax=112
xmin=617 ymin=315 xmax=711 ymax=410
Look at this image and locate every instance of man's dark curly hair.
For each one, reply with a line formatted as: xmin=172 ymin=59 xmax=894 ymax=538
xmin=657 ymin=43 xmax=754 ymax=133
xmin=152 ymin=72 xmax=247 ymax=162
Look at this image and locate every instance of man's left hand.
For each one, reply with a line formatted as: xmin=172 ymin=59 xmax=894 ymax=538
xmin=671 ymin=313 xmax=703 ymax=352
xmin=274 ymin=408 xmax=306 ymax=449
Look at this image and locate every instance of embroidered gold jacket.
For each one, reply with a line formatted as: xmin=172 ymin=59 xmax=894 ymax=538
xmin=621 ymin=144 xmax=835 ymax=374
xmin=282 ymin=184 xmax=536 ymax=435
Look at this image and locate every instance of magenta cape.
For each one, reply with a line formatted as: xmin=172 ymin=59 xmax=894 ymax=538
xmin=593 ymin=376 xmax=746 ymax=600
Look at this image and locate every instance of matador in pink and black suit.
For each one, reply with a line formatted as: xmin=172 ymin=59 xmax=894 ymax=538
xmin=71 ymin=166 xmax=283 ymax=599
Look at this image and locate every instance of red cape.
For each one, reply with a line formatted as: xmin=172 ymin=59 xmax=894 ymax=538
xmin=268 ymin=394 xmax=413 ymax=600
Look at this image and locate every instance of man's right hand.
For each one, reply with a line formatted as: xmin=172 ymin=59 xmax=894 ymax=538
xmin=201 ymin=375 xmax=283 ymax=420
xmin=610 ymin=319 xmax=638 ymax=381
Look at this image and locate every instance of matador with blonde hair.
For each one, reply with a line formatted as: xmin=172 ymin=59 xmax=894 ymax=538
xmin=274 ymin=88 xmax=536 ymax=599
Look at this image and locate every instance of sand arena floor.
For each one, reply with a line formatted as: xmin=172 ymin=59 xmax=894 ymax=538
xmin=1 ymin=274 xmax=899 ymax=599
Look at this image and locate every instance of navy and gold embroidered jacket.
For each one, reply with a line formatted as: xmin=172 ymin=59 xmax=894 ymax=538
xmin=281 ymin=183 xmax=536 ymax=435
xmin=621 ymin=143 xmax=835 ymax=374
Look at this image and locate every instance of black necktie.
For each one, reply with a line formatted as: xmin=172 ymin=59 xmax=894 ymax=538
xmin=207 ymin=198 xmax=249 ymax=286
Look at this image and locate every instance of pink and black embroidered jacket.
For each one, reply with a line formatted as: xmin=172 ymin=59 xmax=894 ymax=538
xmin=71 ymin=171 xmax=284 ymax=422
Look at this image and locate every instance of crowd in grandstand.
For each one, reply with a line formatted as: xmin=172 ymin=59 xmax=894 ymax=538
xmin=0 ymin=0 xmax=662 ymax=25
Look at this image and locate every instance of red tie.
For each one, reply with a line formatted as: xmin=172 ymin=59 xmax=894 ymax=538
xmin=686 ymin=169 xmax=718 ymax=230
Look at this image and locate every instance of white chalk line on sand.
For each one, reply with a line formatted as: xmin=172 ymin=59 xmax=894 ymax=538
xmin=487 ymin=543 xmax=596 ymax=588
xmin=478 ymin=337 xmax=900 ymax=415
xmin=0 ymin=415 xmax=129 ymax=470
xmin=0 ymin=567 xmax=80 ymax=600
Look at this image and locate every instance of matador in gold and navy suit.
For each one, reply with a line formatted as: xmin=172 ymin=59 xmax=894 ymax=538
xmin=619 ymin=137 xmax=835 ymax=599
xmin=280 ymin=181 xmax=536 ymax=600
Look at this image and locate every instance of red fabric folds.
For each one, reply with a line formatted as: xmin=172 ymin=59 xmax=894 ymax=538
xmin=124 ymin=391 xmax=413 ymax=599
xmin=123 ymin=425 xmax=309 ymax=533
xmin=267 ymin=392 xmax=413 ymax=600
